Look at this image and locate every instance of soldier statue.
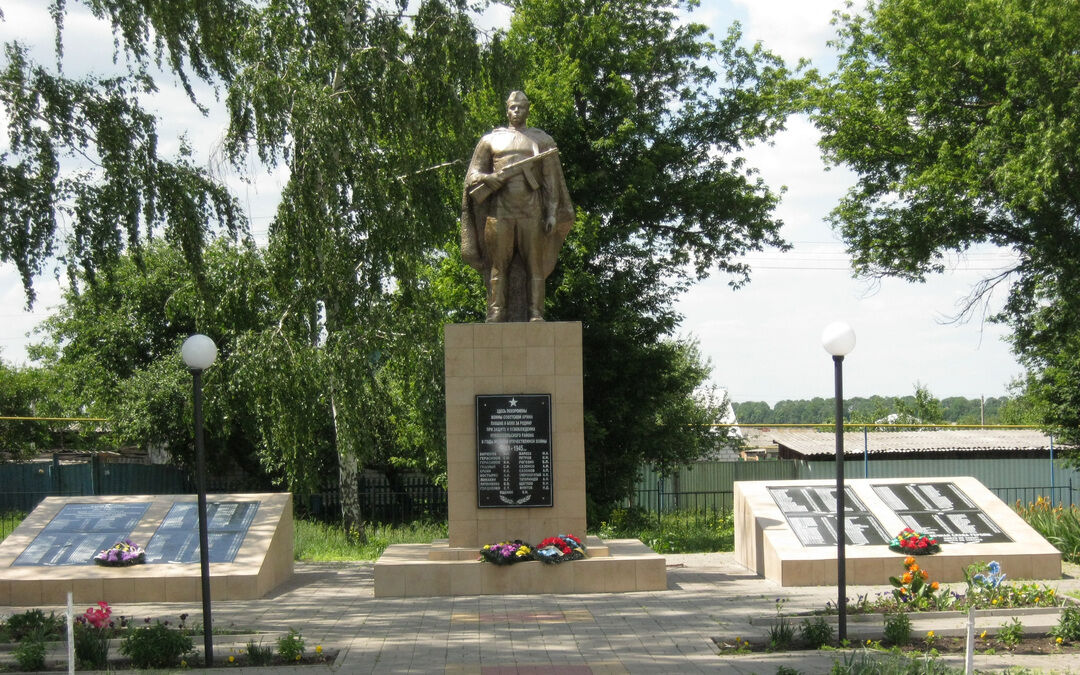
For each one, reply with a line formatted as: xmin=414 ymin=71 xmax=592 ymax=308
xmin=460 ymin=91 xmax=574 ymax=322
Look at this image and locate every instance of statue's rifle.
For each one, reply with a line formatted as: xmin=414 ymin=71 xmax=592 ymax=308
xmin=468 ymin=148 xmax=558 ymax=204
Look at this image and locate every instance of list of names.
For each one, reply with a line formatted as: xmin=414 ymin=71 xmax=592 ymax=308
xmin=476 ymin=394 xmax=553 ymax=508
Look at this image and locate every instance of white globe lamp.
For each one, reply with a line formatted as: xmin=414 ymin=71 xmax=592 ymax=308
xmin=821 ymin=321 xmax=856 ymax=357
xmin=182 ymin=334 xmax=218 ymax=371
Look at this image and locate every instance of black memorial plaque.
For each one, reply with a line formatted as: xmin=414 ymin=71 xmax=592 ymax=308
xmin=13 ymin=502 xmax=151 ymax=567
xmin=768 ymin=486 xmax=890 ymax=547
xmin=145 ymin=501 xmax=259 ymax=564
xmin=476 ymin=394 xmax=553 ymax=508
xmin=872 ymin=482 xmax=1012 ymax=544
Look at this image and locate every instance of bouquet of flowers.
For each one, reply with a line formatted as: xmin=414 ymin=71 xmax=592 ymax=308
xmin=532 ymin=534 xmax=586 ymax=564
xmin=94 ymin=539 xmax=146 ymax=566
xmin=479 ymin=540 xmax=532 ymax=565
xmin=888 ymin=527 xmax=940 ymax=555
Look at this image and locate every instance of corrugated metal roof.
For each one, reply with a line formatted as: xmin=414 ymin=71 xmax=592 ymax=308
xmin=770 ymin=429 xmax=1060 ymax=457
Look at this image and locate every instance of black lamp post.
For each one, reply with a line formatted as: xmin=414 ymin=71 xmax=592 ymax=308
xmin=181 ymin=334 xmax=217 ymax=666
xmin=821 ymin=321 xmax=855 ymax=643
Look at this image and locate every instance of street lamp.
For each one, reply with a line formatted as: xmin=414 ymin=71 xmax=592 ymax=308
xmin=821 ymin=321 xmax=855 ymax=642
xmin=181 ymin=334 xmax=217 ymax=666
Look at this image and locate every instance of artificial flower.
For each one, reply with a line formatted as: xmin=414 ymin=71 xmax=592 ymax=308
xmin=94 ymin=540 xmax=146 ymax=566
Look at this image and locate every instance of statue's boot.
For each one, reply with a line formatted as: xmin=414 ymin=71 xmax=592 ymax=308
xmin=528 ymin=279 xmax=545 ymax=322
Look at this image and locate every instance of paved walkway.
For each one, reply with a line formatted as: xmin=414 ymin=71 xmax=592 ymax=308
xmin=6 ymin=553 xmax=1080 ymax=673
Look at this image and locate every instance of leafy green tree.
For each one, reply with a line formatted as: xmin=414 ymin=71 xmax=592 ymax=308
xmin=29 ymin=238 xmax=276 ymax=477
xmin=894 ymin=382 xmax=945 ymax=426
xmin=11 ymin=0 xmax=797 ymax=525
xmin=0 ymin=358 xmax=53 ymax=459
xmin=732 ymin=401 xmax=774 ymax=425
xmin=0 ymin=35 xmax=244 ymax=306
xmin=497 ymin=0 xmax=793 ymax=510
xmin=8 ymin=0 xmax=490 ymax=535
xmin=997 ymin=376 xmax=1049 ymax=426
xmin=811 ymin=0 xmax=1080 ymax=455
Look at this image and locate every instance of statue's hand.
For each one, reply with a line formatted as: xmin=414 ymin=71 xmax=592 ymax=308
xmin=544 ymin=215 xmax=556 ymax=234
xmin=481 ymin=174 xmax=503 ymax=190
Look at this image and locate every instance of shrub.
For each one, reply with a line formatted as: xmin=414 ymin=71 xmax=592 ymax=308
xmin=74 ymin=601 xmax=113 ymax=669
xmin=1015 ymin=498 xmax=1080 ymax=563
xmin=767 ymin=599 xmax=795 ymax=652
xmin=800 ymin=616 xmax=834 ymax=649
xmin=883 ymin=610 xmax=911 ymax=646
xmin=13 ymin=635 xmax=47 ymax=671
xmin=120 ymin=621 xmax=193 ymax=668
xmin=247 ymin=639 xmax=275 ymax=666
xmin=277 ymin=628 xmax=305 ymax=661
xmin=1051 ymin=605 xmax=1080 ymax=642
xmin=5 ymin=609 xmax=64 ymax=642
xmin=998 ymin=617 xmax=1024 ymax=647
xmin=596 ymin=507 xmax=733 ymax=554
xmin=74 ymin=622 xmax=110 ymax=669
xmin=597 ymin=506 xmax=652 ymax=535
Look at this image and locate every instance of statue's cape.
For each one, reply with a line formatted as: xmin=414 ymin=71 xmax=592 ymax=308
xmin=460 ymin=126 xmax=574 ymax=276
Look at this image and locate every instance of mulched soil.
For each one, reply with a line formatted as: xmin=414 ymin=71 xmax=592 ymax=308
xmin=714 ymin=635 xmax=1077 ymax=657
xmin=0 ymin=647 xmax=339 ymax=671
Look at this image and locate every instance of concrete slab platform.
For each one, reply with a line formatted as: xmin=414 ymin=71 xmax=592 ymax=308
xmin=0 ymin=493 xmax=293 ymax=604
xmin=373 ymin=538 xmax=665 ymax=597
xmin=736 ymin=476 xmax=1061 ymax=586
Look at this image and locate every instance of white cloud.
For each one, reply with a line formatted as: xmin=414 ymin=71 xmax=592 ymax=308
xmin=729 ymin=0 xmax=847 ymax=64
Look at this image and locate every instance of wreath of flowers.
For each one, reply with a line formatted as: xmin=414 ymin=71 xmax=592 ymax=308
xmin=889 ymin=527 xmax=941 ymax=555
xmin=479 ymin=540 xmax=533 ymax=565
xmin=93 ymin=539 xmax=146 ymax=566
xmin=533 ymin=534 xmax=586 ymax=564
xmin=478 ymin=534 xmax=587 ymax=565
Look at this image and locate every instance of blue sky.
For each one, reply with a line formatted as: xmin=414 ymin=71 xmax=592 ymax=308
xmin=0 ymin=0 xmax=1023 ymax=404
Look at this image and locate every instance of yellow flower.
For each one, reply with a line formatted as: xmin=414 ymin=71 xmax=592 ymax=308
xmin=296 ymin=654 xmax=302 ymax=661
xmin=992 ymin=598 xmax=999 ymax=605
xmin=910 ymin=563 xmax=920 ymax=573
xmin=316 ymin=645 xmax=323 ymax=654
xmin=1036 ymin=597 xmax=1041 ymax=603
xmin=1057 ymin=637 xmax=1064 ymax=644
xmin=926 ymin=631 xmax=935 ymax=638
xmin=483 ymin=545 xmax=490 ymax=550
xmin=229 ymin=656 xmax=235 ymax=663
xmin=979 ymin=630 xmax=987 ymax=639
xmin=866 ymin=639 xmax=872 ymax=645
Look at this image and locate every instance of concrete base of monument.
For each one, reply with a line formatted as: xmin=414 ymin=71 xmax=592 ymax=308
xmin=735 ymin=477 xmax=1061 ymax=587
xmin=373 ymin=537 xmax=666 ymax=597
xmin=0 ymin=494 xmax=294 ymax=606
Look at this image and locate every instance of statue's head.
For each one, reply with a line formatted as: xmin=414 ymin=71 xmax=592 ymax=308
xmin=506 ymin=90 xmax=530 ymax=127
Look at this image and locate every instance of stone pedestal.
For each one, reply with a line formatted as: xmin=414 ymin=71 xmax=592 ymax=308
xmin=373 ymin=321 xmax=667 ymax=597
xmin=444 ymin=321 xmax=586 ymax=547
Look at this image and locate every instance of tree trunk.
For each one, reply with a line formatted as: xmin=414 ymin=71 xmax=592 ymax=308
xmin=331 ymin=387 xmax=366 ymax=543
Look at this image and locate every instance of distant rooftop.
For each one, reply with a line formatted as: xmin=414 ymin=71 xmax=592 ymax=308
xmin=768 ymin=428 xmax=1062 ymax=460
